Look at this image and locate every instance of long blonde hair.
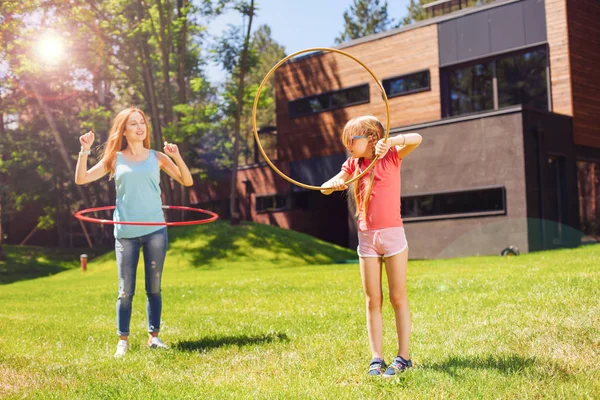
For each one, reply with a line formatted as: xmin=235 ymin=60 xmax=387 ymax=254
xmin=342 ymin=116 xmax=384 ymax=219
xmin=101 ymin=107 xmax=151 ymax=177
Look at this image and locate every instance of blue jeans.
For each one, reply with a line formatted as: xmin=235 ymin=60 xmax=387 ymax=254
xmin=115 ymin=228 xmax=168 ymax=336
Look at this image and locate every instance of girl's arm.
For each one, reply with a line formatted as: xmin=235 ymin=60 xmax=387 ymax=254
xmin=320 ymin=170 xmax=350 ymax=195
xmin=75 ymin=131 xmax=109 ymax=185
xmin=156 ymin=142 xmax=194 ymax=187
xmin=375 ymin=133 xmax=422 ymax=159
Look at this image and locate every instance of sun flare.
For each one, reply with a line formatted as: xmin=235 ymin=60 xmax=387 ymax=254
xmin=36 ymin=34 xmax=65 ymax=65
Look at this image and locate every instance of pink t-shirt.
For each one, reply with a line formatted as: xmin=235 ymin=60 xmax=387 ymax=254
xmin=341 ymin=147 xmax=403 ymax=231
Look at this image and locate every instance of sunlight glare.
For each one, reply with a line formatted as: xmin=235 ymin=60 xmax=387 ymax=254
xmin=36 ymin=34 xmax=65 ymax=65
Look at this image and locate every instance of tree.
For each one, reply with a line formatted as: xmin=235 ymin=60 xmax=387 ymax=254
xmin=401 ymin=0 xmax=428 ymax=25
xmin=0 ymin=0 xmax=223 ymax=246
xmin=334 ymin=0 xmax=398 ymax=44
xmin=238 ymin=25 xmax=285 ymax=165
xmin=213 ymin=0 xmax=257 ymax=225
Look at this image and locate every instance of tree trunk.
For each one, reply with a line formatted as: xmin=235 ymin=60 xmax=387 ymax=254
xmin=229 ymin=0 xmax=255 ymax=225
xmin=135 ymin=1 xmax=173 ymax=207
xmin=155 ymin=0 xmax=174 ymax=127
xmin=0 ymin=109 xmax=5 ymax=259
xmin=177 ymin=0 xmax=191 ymax=210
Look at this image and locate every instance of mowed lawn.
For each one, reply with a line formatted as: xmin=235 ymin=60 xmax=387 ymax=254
xmin=1 ymin=221 xmax=599 ymax=399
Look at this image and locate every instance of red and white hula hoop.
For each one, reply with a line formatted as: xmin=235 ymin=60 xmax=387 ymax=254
xmin=74 ymin=205 xmax=218 ymax=226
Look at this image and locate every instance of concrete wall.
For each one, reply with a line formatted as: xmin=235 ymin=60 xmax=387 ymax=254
xmin=385 ymin=110 xmax=530 ymax=259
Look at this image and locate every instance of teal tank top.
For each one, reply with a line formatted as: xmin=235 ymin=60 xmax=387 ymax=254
xmin=113 ymin=150 xmax=165 ymax=239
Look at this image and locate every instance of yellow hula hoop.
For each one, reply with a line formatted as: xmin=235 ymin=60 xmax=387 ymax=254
xmin=251 ymin=47 xmax=390 ymax=191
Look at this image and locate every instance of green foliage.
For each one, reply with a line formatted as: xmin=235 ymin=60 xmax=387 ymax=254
xmin=210 ymin=21 xmax=285 ymax=169
xmin=0 ymin=0 xmax=228 ymax=243
xmin=335 ymin=0 xmax=399 ymax=44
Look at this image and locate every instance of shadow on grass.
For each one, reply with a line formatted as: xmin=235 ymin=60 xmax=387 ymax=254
xmin=0 ymin=245 xmax=110 ymax=285
xmin=174 ymin=332 xmax=289 ymax=352
xmin=425 ymin=354 xmax=571 ymax=379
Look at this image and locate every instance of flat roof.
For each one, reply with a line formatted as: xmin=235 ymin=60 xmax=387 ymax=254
xmin=423 ymin=0 xmax=458 ymax=9
xmin=337 ymin=0 xmax=520 ymax=50
xmin=283 ymin=0 xmax=521 ymax=65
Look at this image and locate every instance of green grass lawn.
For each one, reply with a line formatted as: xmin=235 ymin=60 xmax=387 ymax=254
xmin=1 ymin=221 xmax=599 ymax=399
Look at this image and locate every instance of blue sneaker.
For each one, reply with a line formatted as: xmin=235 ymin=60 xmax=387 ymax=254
xmin=382 ymin=356 xmax=412 ymax=377
xmin=368 ymin=358 xmax=386 ymax=376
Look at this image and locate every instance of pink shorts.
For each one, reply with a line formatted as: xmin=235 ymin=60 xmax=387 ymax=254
xmin=357 ymin=226 xmax=408 ymax=258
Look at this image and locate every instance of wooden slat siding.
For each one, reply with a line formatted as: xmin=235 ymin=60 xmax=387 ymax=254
xmin=235 ymin=162 xmax=292 ymax=225
xmin=545 ymin=0 xmax=573 ymax=117
xmin=274 ymin=25 xmax=440 ymax=162
xmin=567 ymin=0 xmax=600 ymax=148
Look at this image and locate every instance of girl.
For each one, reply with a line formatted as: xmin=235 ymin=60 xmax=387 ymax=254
xmin=75 ymin=107 xmax=193 ymax=358
xmin=321 ymin=115 xmax=422 ymax=377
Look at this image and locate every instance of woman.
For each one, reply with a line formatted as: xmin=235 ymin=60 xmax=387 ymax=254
xmin=75 ymin=107 xmax=193 ymax=358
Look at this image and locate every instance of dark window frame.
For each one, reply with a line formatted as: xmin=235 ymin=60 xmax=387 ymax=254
xmin=441 ymin=45 xmax=550 ymax=118
xmin=382 ymin=69 xmax=431 ymax=99
xmin=255 ymin=194 xmax=289 ymax=213
xmin=402 ymin=185 xmax=507 ymax=223
xmin=288 ymin=83 xmax=370 ymax=118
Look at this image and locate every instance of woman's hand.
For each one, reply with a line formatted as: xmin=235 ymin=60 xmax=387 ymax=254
xmin=79 ymin=131 xmax=94 ymax=151
xmin=163 ymin=141 xmax=180 ymax=158
xmin=375 ymin=138 xmax=391 ymax=158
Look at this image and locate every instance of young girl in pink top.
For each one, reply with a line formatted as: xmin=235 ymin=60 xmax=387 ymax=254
xmin=321 ymin=116 xmax=422 ymax=377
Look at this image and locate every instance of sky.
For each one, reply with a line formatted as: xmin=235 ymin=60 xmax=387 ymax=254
xmin=205 ymin=0 xmax=411 ymax=83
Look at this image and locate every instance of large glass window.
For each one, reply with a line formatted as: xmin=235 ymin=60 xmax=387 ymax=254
xmin=402 ymin=187 xmax=506 ymax=221
xmin=288 ymin=84 xmax=369 ymax=118
xmin=382 ymin=70 xmax=430 ymax=98
xmin=447 ymin=62 xmax=494 ymax=116
xmin=497 ymin=49 xmax=548 ymax=109
xmin=443 ymin=47 xmax=549 ymax=117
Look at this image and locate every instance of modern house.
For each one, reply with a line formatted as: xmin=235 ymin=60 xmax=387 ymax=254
xmin=8 ymin=0 xmax=597 ymax=255
xmin=202 ymin=0 xmax=600 ymax=258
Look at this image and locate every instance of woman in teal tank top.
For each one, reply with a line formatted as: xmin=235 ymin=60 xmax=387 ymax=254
xmin=75 ymin=107 xmax=193 ymax=358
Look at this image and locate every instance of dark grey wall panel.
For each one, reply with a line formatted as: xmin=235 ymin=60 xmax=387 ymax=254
xmin=523 ymin=0 xmax=547 ymax=44
xmin=456 ymin=11 xmax=490 ymax=61
xmin=489 ymin=3 xmax=526 ymax=52
xmin=439 ymin=0 xmax=547 ymax=66
xmin=439 ymin=19 xmax=459 ymax=66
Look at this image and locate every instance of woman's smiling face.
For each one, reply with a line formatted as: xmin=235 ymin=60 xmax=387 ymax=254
xmin=123 ymin=112 xmax=147 ymax=143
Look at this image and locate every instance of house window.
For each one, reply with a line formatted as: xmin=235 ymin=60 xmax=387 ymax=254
xmin=288 ymin=84 xmax=369 ymax=118
xmin=382 ymin=70 xmax=430 ymax=98
xmin=443 ymin=46 xmax=549 ymax=117
xmin=497 ymin=48 xmax=548 ymax=110
xmin=255 ymin=194 xmax=288 ymax=213
xmin=402 ymin=187 xmax=506 ymax=221
xmin=447 ymin=62 xmax=494 ymax=116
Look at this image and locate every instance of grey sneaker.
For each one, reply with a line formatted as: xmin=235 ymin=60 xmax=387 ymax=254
xmin=114 ymin=340 xmax=128 ymax=359
xmin=147 ymin=336 xmax=168 ymax=349
xmin=368 ymin=358 xmax=386 ymax=376
xmin=382 ymin=356 xmax=412 ymax=377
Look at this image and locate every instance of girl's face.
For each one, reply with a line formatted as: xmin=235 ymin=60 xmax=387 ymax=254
xmin=345 ymin=134 xmax=371 ymax=158
xmin=123 ymin=112 xmax=147 ymax=143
